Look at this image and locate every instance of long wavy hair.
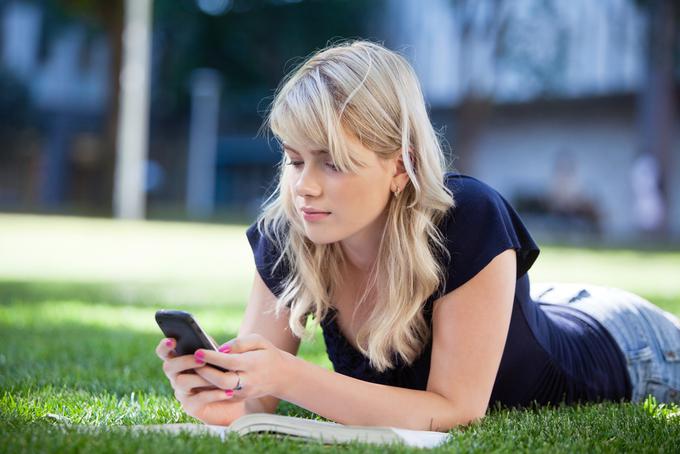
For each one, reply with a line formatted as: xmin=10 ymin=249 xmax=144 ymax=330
xmin=254 ymin=40 xmax=455 ymax=371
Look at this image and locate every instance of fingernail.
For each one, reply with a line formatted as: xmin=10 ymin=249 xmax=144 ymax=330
xmin=165 ymin=339 xmax=173 ymax=347
xmin=218 ymin=345 xmax=231 ymax=353
xmin=225 ymin=389 xmax=234 ymax=397
xmin=194 ymin=350 xmax=205 ymax=364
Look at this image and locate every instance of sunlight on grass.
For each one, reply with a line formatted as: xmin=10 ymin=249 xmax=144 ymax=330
xmin=531 ymin=247 xmax=680 ymax=299
xmin=0 ymin=300 xmax=245 ymax=334
xmin=0 ymin=214 xmax=254 ymax=287
xmin=2 ymin=213 xmax=679 ymax=307
xmin=1 ymin=387 xmax=187 ymax=426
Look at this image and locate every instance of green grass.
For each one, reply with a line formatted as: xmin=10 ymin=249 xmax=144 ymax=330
xmin=1 ymin=213 xmax=679 ymax=453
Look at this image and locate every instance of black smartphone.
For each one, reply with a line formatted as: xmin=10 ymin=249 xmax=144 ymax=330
xmin=155 ymin=309 xmax=228 ymax=372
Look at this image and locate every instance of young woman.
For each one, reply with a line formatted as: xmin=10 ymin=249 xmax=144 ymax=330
xmin=156 ymin=40 xmax=680 ymax=432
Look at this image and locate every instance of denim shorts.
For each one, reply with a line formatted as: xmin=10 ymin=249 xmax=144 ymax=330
xmin=531 ymin=282 xmax=680 ymax=403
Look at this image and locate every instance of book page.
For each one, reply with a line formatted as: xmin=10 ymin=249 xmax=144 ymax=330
xmin=132 ymin=423 xmax=230 ymax=440
xmin=390 ymin=428 xmax=452 ymax=448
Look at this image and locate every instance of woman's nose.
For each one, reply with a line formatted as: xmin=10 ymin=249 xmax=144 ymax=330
xmin=294 ymin=166 xmax=322 ymax=197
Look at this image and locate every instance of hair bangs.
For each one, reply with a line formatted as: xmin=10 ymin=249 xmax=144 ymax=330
xmin=269 ymin=72 xmax=367 ymax=174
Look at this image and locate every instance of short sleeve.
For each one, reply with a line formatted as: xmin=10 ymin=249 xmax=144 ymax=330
xmin=440 ymin=175 xmax=540 ymax=295
xmin=245 ymin=222 xmax=290 ymax=298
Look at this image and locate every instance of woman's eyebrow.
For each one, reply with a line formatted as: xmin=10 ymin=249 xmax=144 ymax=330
xmin=283 ymin=144 xmax=328 ymax=156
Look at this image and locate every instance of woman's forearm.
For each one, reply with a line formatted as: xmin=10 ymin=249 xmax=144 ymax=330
xmin=274 ymin=352 xmax=477 ymax=431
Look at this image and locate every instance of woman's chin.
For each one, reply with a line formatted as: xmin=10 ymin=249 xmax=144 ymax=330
xmin=304 ymin=229 xmax=339 ymax=245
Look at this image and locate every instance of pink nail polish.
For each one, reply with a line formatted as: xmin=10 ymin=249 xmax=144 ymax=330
xmin=165 ymin=339 xmax=173 ymax=347
xmin=225 ymin=389 xmax=234 ymax=397
xmin=194 ymin=351 xmax=205 ymax=363
xmin=219 ymin=345 xmax=231 ymax=353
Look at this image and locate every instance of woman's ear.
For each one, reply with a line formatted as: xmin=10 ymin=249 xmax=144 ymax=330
xmin=393 ymin=147 xmax=413 ymax=188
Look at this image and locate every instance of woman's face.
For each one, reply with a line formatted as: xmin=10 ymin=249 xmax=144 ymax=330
xmin=284 ymin=134 xmax=396 ymax=250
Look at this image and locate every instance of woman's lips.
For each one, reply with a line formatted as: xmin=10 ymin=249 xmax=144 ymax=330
xmin=302 ymin=211 xmax=330 ymax=221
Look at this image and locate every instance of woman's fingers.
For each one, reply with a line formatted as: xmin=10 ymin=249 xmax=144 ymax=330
xmin=155 ymin=338 xmax=176 ymax=361
xmin=182 ymin=388 xmax=235 ymax=409
xmin=195 ymin=366 xmax=241 ymax=390
xmin=162 ymin=353 xmax=205 ymax=381
xmin=175 ymin=371 xmax=218 ymax=395
xmin=194 ymin=349 xmax=244 ymax=371
xmin=221 ymin=334 xmax=270 ymax=354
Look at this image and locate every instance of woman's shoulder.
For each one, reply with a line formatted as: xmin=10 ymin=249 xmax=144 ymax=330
xmin=245 ymin=218 xmax=291 ymax=298
xmin=442 ymin=172 xmax=512 ymax=218
xmin=438 ymin=172 xmax=540 ymax=292
xmin=443 ymin=172 xmax=503 ymax=202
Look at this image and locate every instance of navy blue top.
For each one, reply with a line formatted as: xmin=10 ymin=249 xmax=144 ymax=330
xmin=245 ymin=173 xmax=631 ymax=408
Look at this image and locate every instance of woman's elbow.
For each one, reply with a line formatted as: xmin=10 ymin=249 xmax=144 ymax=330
xmin=464 ymin=409 xmax=487 ymax=426
xmin=461 ymin=402 xmax=488 ymax=426
xmin=433 ymin=404 xmax=487 ymax=432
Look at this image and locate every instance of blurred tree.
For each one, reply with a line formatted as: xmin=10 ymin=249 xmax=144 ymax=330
xmin=42 ymin=0 xmax=124 ymax=211
xmin=0 ymin=68 xmax=32 ymax=143
xmin=447 ymin=0 xmax=514 ymax=171
xmin=152 ymin=0 xmax=375 ymax=124
xmin=633 ymin=0 xmax=679 ymax=236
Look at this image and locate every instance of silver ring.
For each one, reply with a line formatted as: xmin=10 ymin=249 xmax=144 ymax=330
xmin=233 ymin=371 xmax=243 ymax=391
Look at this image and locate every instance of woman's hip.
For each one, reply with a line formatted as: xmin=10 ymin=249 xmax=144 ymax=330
xmin=531 ymin=282 xmax=680 ymax=404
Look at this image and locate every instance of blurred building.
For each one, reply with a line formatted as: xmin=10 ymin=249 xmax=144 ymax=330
xmin=385 ymin=0 xmax=679 ymax=242
xmin=0 ymin=0 xmax=678 ymax=243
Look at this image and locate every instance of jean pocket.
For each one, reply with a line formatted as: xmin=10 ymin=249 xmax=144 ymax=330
xmin=645 ymin=380 xmax=680 ymax=403
xmin=648 ymin=315 xmax=680 ymax=394
xmin=639 ymin=303 xmax=680 ymax=363
xmin=636 ymin=308 xmax=680 ymax=398
xmin=625 ymin=345 xmax=654 ymax=365
xmin=625 ymin=345 xmax=655 ymax=402
xmin=650 ymin=320 xmax=680 ymax=364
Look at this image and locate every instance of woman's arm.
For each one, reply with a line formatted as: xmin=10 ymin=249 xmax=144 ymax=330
xmin=276 ymin=249 xmax=516 ymax=431
xmin=197 ymin=249 xmax=515 ymax=430
xmin=238 ymin=271 xmax=301 ymax=415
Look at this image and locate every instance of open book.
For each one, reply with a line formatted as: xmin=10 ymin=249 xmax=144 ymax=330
xmin=132 ymin=413 xmax=452 ymax=448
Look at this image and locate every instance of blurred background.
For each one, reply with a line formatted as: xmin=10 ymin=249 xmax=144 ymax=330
xmin=0 ymin=0 xmax=678 ymax=245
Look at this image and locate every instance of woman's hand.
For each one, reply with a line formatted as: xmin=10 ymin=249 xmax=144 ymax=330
xmin=193 ymin=333 xmax=292 ymax=402
xmin=155 ymin=338 xmax=245 ymax=426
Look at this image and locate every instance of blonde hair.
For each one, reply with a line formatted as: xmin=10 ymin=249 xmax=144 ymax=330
xmin=255 ymin=39 xmax=454 ymax=371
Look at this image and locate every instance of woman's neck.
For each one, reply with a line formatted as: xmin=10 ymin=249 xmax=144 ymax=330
xmin=340 ymin=211 xmax=387 ymax=272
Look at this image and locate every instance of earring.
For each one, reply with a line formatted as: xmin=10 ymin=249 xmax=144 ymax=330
xmin=393 ymin=185 xmax=401 ymax=197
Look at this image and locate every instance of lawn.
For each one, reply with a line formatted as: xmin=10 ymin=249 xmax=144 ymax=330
xmin=1 ymin=213 xmax=679 ymax=453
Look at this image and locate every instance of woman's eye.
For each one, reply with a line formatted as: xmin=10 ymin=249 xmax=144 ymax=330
xmin=285 ymin=160 xmax=339 ymax=173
